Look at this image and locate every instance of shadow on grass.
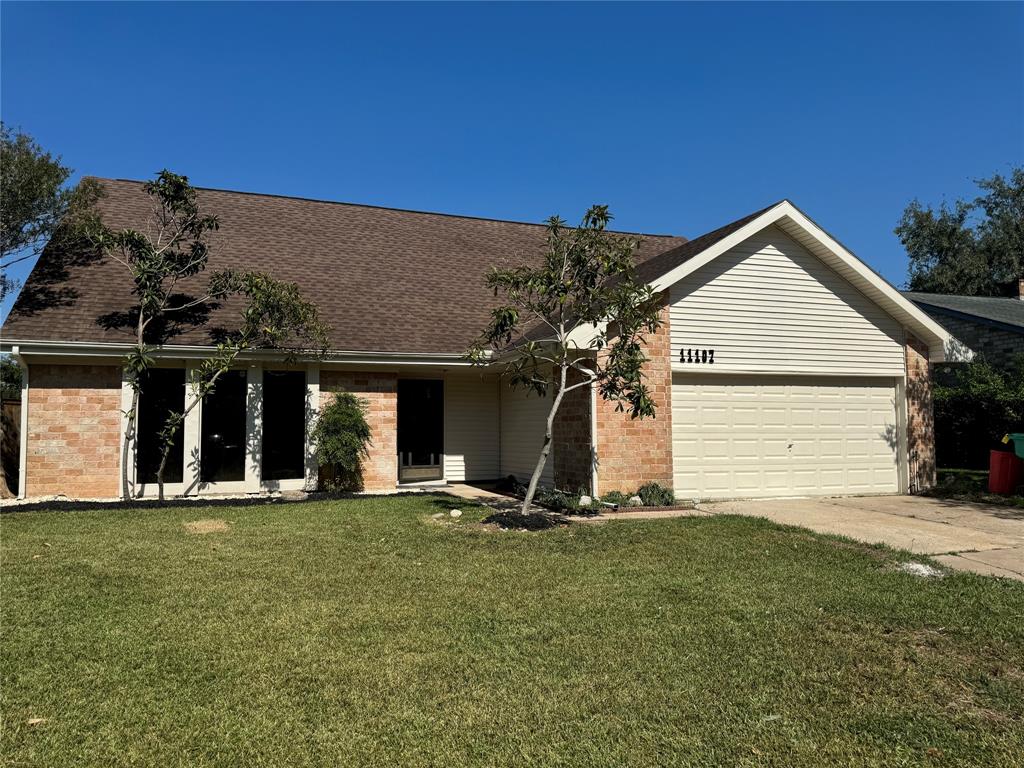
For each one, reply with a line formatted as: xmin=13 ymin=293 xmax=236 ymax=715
xmin=1 ymin=490 xmax=456 ymax=516
xmin=480 ymin=509 xmax=573 ymax=531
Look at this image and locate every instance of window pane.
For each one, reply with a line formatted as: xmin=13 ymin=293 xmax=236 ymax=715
xmin=201 ymin=370 xmax=247 ymax=483
xmin=262 ymin=370 xmax=306 ymax=480
xmin=397 ymin=379 xmax=443 ymax=466
xmin=137 ymin=369 xmax=185 ymax=484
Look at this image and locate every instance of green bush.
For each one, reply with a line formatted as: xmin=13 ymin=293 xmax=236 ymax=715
xmin=533 ymin=487 xmax=575 ymax=511
xmin=636 ymin=482 xmax=675 ymax=507
xmin=934 ymin=357 xmax=1024 ymax=469
xmin=312 ymin=393 xmax=372 ymax=490
xmin=0 ymin=357 xmax=22 ymax=401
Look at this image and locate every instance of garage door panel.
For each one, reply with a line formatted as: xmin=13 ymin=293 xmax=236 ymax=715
xmin=673 ymin=374 xmax=900 ymax=499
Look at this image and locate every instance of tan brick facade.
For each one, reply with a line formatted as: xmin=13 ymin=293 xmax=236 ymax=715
xmin=906 ymin=334 xmax=936 ymax=492
xmin=552 ymin=368 xmax=593 ymax=493
xmin=320 ymin=371 xmax=398 ymax=491
xmin=592 ymin=299 xmax=674 ymax=495
xmin=26 ymin=364 xmax=122 ymax=498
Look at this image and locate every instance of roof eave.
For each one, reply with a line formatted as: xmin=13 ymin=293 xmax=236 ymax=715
xmin=0 ymin=338 xmax=481 ymax=367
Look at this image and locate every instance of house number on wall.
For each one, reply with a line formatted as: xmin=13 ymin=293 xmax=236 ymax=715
xmin=680 ymin=348 xmax=715 ymax=364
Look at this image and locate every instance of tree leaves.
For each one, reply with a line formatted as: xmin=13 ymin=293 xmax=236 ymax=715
xmin=896 ymin=167 xmax=1023 ymax=296
xmin=471 ymin=204 xmax=662 ymax=417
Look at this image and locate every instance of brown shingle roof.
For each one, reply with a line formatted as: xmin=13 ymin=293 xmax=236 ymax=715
xmin=632 ymin=201 xmax=783 ymax=286
xmin=2 ymin=179 xmax=686 ymax=355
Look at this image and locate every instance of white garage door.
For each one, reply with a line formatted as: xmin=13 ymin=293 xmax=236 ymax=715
xmin=672 ymin=374 xmax=900 ymax=499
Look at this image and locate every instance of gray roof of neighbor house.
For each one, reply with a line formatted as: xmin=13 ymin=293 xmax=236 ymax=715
xmin=2 ymin=178 xmax=687 ymax=355
xmin=901 ymin=292 xmax=1024 ymax=334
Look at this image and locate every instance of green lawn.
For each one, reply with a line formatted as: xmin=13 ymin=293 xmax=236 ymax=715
xmin=2 ymin=495 xmax=1022 ymax=767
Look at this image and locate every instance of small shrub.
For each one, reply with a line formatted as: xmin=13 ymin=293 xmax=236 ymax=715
xmin=636 ymin=481 xmax=675 ymax=507
xmin=533 ymin=487 xmax=575 ymax=511
xmin=312 ymin=393 xmax=371 ymax=491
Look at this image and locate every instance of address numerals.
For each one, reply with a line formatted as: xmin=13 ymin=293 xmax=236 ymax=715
xmin=680 ymin=348 xmax=715 ymax=364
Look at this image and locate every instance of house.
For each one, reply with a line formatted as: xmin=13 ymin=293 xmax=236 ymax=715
xmin=902 ymin=286 xmax=1024 ymax=368
xmin=0 ymin=180 xmax=951 ymax=501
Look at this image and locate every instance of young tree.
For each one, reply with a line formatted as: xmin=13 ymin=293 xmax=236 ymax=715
xmin=0 ymin=123 xmax=100 ymax=301
xmin=469 ymin=205 xmax=663 ymax=515
xmin=150 ymin=272 xmax=329 ymax=500
xmin=96 ymin=171 xmax=329 ymax=500
xmin=896 ymin=167 xmax=1023 ymax=296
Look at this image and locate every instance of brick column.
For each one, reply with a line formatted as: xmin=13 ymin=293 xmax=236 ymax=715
xmin=593 ymin=298 xmax=674 ymax=495
xmin=26 ymin=364 xmax=122 ymax=499
xmin=905 ymin=334 xmax=936 ymax=492
xmin=553 ymin=367 xmax=593 ymax=493
xmin=319 ymin=371 xmax=398 ymax=491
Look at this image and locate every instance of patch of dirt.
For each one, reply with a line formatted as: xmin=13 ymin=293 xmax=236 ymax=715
xmin=183 ymin=519 xmax=230 ymax=535
xmin=481 ymin=510 xmax=570 ymax=531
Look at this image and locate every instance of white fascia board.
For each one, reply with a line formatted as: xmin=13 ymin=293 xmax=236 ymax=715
xmin=648 ymin=201 xmax=952 ymax=362
xmin=565 ymin=321 xmax=606 ymax=351
xmin=0 ymin=338 xmax=479 ymax=366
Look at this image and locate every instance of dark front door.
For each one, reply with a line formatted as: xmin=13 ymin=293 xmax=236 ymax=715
xmin=397 ymin=379 xmax=443 ymax=482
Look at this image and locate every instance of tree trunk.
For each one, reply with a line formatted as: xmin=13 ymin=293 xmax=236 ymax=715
xmin=154 ymin=367 xmax=228 ymax=503
xmin=156 ymin=446 xmax=168 ymax=503
xmin=121 ymin=386 xmax=139 ymax=502
xmin=520 ymin=363 xmax=568 ymax=515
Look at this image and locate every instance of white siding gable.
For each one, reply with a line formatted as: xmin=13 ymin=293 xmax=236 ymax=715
xmin=499 ymin=384 xmax=555 ymax=486
xmin=444 ymin=370 xmax=499 ymax=482
xmin=669 ymin=226 xmax=905 ymax=376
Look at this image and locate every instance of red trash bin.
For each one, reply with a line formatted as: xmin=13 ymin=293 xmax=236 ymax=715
xmin=988 ymin=450 xmax=1023 ymax=494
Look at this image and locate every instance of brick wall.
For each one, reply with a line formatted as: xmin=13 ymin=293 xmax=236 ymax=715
xmin=26 ymin=364 xmax=122 ymax=498
xmin=906 ymin=334 xmax=936 ymax=492
xmin=320 ymin=371 xmax=397 ymax=491
xmin=552 ymin=367 xmax=593 ymax=493
xmin=593 ymin=298 xmax=674 ymax=495
xmin=922 ymin=313 xmax=1024 ymax=369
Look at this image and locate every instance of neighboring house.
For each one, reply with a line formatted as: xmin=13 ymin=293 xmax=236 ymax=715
xmin=902 ymin=287 xmax=1024 ymax=368
xmin=0 ymin=180 xmax=951 ymax=501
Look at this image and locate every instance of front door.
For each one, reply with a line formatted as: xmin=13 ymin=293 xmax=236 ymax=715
xmin=397 ymin=379 xmax=443 ymax=482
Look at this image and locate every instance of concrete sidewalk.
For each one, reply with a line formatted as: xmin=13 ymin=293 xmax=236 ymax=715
xmin=701 ymin=496 xmax=1024 ymax=581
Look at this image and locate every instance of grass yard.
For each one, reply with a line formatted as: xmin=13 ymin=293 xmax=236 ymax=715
xmin=2 ymin=495 xmax=1023 ymax=767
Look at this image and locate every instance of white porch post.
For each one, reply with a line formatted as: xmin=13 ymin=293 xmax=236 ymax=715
xmin=245 ymin=364 xmax=263 ymax=493
xmin=304 ymin=363 xmax=321 ymax=492
xmin=183 ymin=362 xmax=202 ymax=495
xmin=11 ymin=346 xmax=28 ymax=499
xmin=119 ymin=366 xmax=135 ymax=499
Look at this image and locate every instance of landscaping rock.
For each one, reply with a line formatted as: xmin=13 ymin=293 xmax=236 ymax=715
xmin=449 ymin=509 xmax=462 ymax=518
xmin=895 ymin=561 xmax=945 ymax=578
xmin=629 ymin=495 xmax=643 ymax=507
xmin=579 ymin=495 xmax=593 ymax=507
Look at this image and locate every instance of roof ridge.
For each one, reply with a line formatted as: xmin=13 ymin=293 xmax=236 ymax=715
xmin=86 ymin=176 xmax=686 ymax=240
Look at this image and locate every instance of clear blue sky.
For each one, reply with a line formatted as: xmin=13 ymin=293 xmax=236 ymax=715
xmin=2 ymin=2 xmax=1022 ymax=322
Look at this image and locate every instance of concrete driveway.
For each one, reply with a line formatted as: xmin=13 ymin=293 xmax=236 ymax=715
xmin=701 ymin=495 xmax=1024 ymax=581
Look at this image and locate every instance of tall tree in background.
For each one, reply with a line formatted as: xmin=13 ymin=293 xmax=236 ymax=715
xmin=0 ymin=123 xmax=100 ymax=301
xmin=96 ymin=171 xmax=329 ymax=501
xmin=469 ymin=206 xmax=663 ymax=515
xmin=896 ymin=167 xmax=1023 ymax=296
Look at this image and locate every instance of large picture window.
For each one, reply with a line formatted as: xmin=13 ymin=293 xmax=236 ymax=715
xmin=262 ymin=370 xmax=306 ymax=480
xmin=200 ymin=370 xmax=247 ymax=483
xmin=136 ymin=369 xmax=185 ymax=485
